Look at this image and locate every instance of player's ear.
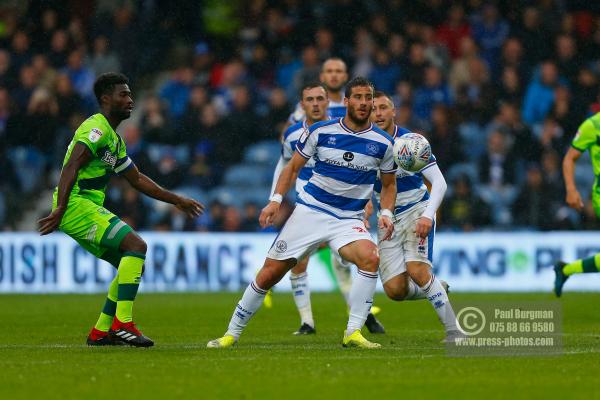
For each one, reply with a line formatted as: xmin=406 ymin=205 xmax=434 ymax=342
xmin=100 ymin=93 xmax=111 ymax=106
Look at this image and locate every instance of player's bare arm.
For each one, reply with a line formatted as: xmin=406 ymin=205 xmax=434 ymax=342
xmin=121 ymin=165 xmax=204 ymax=218
xmin=563 ymin=147 xmax=584 ymax=211
xmin=260 ymin=151 xmax=307 ymax=227
xmin=38 ymin=142 xmax=92 ymax=235
xmin=378 ymin=172 xmax=396 ymax=241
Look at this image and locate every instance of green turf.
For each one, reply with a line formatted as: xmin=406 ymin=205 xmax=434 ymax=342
xmin=1 ymin=292 xmax=599 ymax=399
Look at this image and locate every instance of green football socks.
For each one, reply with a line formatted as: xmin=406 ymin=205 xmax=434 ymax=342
xmin=94 ymin=274 xmax=119 ymax=332
xmin=563 ymin=254 xmax=600 ymax=276
xmin=115 ymin=252 xmax=145 ymax=323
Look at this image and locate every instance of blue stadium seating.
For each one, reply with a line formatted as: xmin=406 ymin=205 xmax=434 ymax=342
xmin=243 ymin=140 xmax=281 ymax=167
xmin=7 ymin=147 xmax=46 ymax=194
xmin=223 ymin=163 xmax=273 ymax=187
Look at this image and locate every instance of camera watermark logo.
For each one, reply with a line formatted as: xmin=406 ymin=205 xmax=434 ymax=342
xmin=456 ymin=306 xmax=486 ymax=336
xmin=447 ymin=301 xmax=562 ymax=357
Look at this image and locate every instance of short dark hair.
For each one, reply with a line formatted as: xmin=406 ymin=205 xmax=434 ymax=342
xmin=344 ymin=76 xmax=374 ymax=98
xmin=93 ymin=72 xmax=129 ymax=105
xmin=374 ymin=90 xmax=394 ymax=105
xmin=299 ymin=82 xmax=327 ymax=99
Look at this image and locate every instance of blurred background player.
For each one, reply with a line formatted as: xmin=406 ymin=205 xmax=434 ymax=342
xmin=38 ymin=73 xmax=203 ymax=347
xmin=555 ymin=111 xmax=600 ymax=296
xmin=367 ymin=91 xmax=461 ymax=342
xmin=287 ymin=57 xmax=348 ymax=124
xmin=207 ymin=77 xmax=396 ymax=349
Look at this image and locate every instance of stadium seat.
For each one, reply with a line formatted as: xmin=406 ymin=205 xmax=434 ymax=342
xmin=7 ymin=146 xmax=46 ymax=194
xmin=223 ymin=164 xmax=273 ymax=187
xmin=146 ymin=144 xmax=190 ymax=165
xmin=0 ymin=191 xmax=5 ymax=227
xmin=173 ymin=186 xmax=208 ymax=205
xmin=446 ymin=162 xmax=479 ymax=185
xmin=458 ymin=122 xmax=487 ymax=162
xmin=239 ymin=187 xmax=271 ymax=206
xmin=207 ymin=186 xmax=247 ymax=206
xmin=243 ymin=140 xmax=281 ymax=167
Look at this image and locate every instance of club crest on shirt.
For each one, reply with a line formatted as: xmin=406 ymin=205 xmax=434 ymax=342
xmin=366 ymin=143 xmax=379 ymax=155
xmin=89 ymin=128 xmax=103 ymax=143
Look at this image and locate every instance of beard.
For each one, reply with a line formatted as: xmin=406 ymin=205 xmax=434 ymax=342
xmin=347 ymin=105 xmax=371 ymax=125
xmin=112 ymin=107 xmax=132 ymax=121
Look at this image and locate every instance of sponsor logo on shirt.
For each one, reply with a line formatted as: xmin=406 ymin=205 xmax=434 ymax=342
xmin=324 ymin=158 xmax=368 ymax=171
xmin=101 ymin=150 xmax=117 ymax=167
xmin=343 ymin=152 xmax=354 ymax=162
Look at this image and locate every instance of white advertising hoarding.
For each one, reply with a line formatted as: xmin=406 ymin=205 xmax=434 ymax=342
xmin=0 ymin=232 xmax=599 ymax=293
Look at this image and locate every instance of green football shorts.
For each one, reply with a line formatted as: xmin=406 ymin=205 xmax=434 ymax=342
xmin=57 ymin=196 xmax=133 ymax=267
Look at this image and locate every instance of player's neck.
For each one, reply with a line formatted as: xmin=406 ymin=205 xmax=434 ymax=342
xmin=305 ymin=117 xmax=325 ymax=127
xmin=385 ymin=124 xmax=395 ymax=136
xmin=101 ymin=111 xmax=122 ymax=130
xmin=329 ymin=91 xmax=342 ymax=103
xmin=342 ymin=116 xmax=370 ymax=132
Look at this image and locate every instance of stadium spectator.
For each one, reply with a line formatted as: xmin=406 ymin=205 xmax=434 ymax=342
xmin=512 ymin=164 xmax=556 ymax=230
xmin=440 ymin=174 xmax=491 ymax=231
xmin=436 ymin=4 xmax=471 ymax=59
xmin=479 ymin=130 xmax=517 ymax=187
xmin=88 ymin=35 xmax=121 ymax=76
xmin=139 ymin=96 xmax=175 ymax=144
xmin=522 ymin=61 xmax=563 ymax=125
xmin=413 ymin=65 xmax=452 ymax=121
xmin=2 ymin=1 xmax=600 ymax=232
xmin=159 ymin=67 xmax=195 ymax=119
xmin=427 ymin=105 xmax=462 ymax=169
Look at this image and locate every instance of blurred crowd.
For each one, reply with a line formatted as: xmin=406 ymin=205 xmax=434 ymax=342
xmin=1 ymin=0 xmax=600 ymax=232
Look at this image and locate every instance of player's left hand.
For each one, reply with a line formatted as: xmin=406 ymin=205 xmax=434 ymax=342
xmin=378 ymin=215 xmax=394 ymax=241
xmin=38 ymin=207 xmax=65 ymax=236
xmin=415 ymin=216 xmax=432 ymax=238
xmin=175 ymin=196 xmax=205 ymax=218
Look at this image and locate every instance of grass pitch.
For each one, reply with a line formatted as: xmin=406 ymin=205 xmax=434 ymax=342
xmin=1 ymin=292 xmax=599 ymax=399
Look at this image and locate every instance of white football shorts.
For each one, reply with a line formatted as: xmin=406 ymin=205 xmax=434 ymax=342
xmin=267 ymin=204 xmax=374 ymax=261
xmin=377 ymin=202 xmax=434 ymax=284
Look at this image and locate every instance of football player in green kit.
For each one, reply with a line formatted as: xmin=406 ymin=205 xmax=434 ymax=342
xmin=38 ymin=73 xmax=204 ymax=346
xmin=555 ymin=112 xmax=600 ymax=296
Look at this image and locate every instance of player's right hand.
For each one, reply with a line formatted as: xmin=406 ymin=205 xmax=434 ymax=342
xmin=259 ymin=202 xmax=280 ymax=228
xmin=566 ymin=189 xmax=584 ymax=211
xmin=37 ymin=208 xmax=65 ymax=235
xmin=175 ymin=196 xmax=205 ymax=218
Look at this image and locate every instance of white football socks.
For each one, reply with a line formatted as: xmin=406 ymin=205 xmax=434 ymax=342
xmin=331 ymin=252 xmax=353 ymax=305
xmin=346 ymin=269 xmax=378 ymax=335
xmin=290 ymin=272 xmax=314 ymax=328
xmin=225 ymin=280 xmax=266 ymax=339
xmin=406 ymin=278 xmax=427 ymax=300
xmin=421 ymin=274 xmax=457 ymax=332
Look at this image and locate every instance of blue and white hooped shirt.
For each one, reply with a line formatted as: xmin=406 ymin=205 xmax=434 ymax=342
xmin=373 ymin=125 xmax=437 ymax=216
xmin=295 ymin=118 xmax=396 ymax=220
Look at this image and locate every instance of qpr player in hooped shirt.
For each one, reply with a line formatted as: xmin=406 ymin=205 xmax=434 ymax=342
xmin=207 ymin=77 xmax=397 ymax=350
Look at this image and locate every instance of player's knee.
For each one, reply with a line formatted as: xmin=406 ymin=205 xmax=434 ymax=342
xmin=383 ymin=282 xmax=408 ymax=301
xmin=406 ymin=263 xmax=430 ymax=285
xmin=132 ymin=238 xmax=147 ymax=255
xmin=359 ymin=251 xmax=379 ymax=273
